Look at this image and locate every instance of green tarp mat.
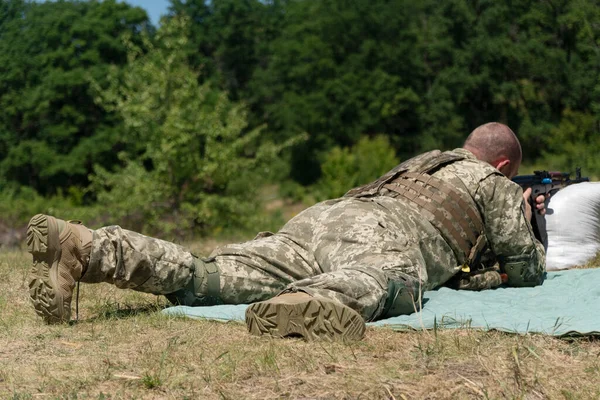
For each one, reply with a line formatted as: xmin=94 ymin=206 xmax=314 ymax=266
xmin=162 ymin=268 xmax=600 ymax=336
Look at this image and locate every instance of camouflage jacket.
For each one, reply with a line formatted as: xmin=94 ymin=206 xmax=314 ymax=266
xmin=345 ymin=148 xmax=546 ymax=290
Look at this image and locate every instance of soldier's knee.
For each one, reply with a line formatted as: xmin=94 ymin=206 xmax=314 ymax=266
xmin=380 ymin=278 xmax=422 ymax=318
xmin=165 ymin=258 xmax=222 ymax=306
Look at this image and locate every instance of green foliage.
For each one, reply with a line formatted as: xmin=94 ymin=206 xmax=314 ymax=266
xmin=141 ymin=373 xmax=162 ymax=390
xmin=0 ymin=0 xmax=149 ymax=195
xmin=314 ymin=135 xmax=399 ymax=200
xmin=167 ymin=0 xmax=282 ymax=100
xmin=89 ymin=17 xmax=302 ymax=235
xmin=0 ymin=182 xmax=100 ymax=229
xmin=542 ymin=109 xmax=600 ymax=176
xmin=246 ymin=0 xmax=424 ymax=182
xmin=2 ymin=0 xmax=600 ymax=233
xmin=240 ymin=0 xmax=600 ymax=181
xmin=0 ymin=185 xmax=53 ymax=227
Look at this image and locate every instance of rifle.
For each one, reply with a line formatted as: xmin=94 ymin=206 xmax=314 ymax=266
xmin=512 ymin=168 xmax=589 ymax=248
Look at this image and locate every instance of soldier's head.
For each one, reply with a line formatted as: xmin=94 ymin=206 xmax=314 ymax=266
xmin=463 ymin=122 xmax=522 ymax=179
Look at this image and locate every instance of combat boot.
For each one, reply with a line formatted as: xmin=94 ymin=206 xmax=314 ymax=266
xmin=245 ymin=292 xmax=366 ymax=341
xmin=26 ymin=214 xmax=92 ymax=324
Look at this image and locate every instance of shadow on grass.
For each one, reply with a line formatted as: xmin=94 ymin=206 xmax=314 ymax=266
xmin=75 ymin=302 xmax=168 ymax=324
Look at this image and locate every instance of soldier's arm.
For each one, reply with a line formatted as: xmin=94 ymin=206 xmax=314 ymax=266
xmin=475 ymin=175 xmax=545 ymax=287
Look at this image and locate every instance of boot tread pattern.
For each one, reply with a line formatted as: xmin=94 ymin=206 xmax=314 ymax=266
xmin=26 ymin=214 xmax=48 ymax=253
xmin=27 ymin=214 xmax=63 ymax=324
xmin=245 ymin=297 xmax=365 ymax=341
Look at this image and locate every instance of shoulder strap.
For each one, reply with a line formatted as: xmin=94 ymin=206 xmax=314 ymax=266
xmin=383 ymin=169 xmax=486 ymax=266
xmin=345 ymin=150 xmax=466 ymax=198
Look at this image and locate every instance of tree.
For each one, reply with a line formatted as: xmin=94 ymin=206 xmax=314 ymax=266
xmin=167 ymin=0 xmax=283 ymax=100
xmin=0 ymin=0 xmax=149 ymax=195
xmin=436 ymin=0 xmax=600 ymax=161
xmin=245 ymin=0 xmax=600 ymax=182
xmin=246 ymin=0 xmax=430 ymax=183
xmin=542 ymin=109 xmax=600 ymax=176
xmin=90 ymin=16 xmax=302 ymax=235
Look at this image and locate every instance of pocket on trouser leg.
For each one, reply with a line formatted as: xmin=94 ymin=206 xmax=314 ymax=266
xmin=502 ymin=248 xmax=543 ymax=287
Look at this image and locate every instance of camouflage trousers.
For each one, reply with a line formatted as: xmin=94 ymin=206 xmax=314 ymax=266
xmin=84 ymin=197 xmax=454 ymax=321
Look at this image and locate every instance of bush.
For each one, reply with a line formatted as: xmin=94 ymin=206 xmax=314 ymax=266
xmin=541 ymin=109 xmax=600 ymax=178
xmin=313 ymin=135 xmax=399 ymax=200
xmin=88 ymin=17 xmax=303 ymax=237
xmin=0 ymin=182 xmax=104 ymax=231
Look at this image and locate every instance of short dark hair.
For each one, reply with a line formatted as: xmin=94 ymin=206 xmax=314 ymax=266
xmin=463 ymin=122 xmax=522 ymax=166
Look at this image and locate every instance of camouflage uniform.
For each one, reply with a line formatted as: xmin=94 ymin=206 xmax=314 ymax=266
xmin=83 ymin=149 xmax=545 ymax=321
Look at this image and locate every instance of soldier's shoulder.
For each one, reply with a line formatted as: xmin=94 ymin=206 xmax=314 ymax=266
xmin=444 ymin=149 xmax=501 ymax=179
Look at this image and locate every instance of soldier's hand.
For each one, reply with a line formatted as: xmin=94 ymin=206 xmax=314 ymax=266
xmin=522 ymin=188 xmax=547 ymax=221
xmin=534 ymin=192 xmax=547 ymax=215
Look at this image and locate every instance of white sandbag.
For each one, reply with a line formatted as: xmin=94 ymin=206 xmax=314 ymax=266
xmin=545 ymin=182 xmax=600 ymax=270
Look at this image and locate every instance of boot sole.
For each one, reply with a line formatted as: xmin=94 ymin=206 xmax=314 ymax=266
xmin=27 ymin=214 xmax=65 ymax=324
xmin=245 ymin=297 xmax=366 ymax=341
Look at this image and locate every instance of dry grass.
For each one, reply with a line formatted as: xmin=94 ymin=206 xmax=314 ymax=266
xmin=1 ymin=249 xmax=600 ymax=399
xmin=580 ymin=252 xmax=600 ymax=269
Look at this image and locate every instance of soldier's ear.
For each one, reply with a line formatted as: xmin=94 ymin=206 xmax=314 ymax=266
xmin=492 ymin=158 xmax=513 ymax=177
